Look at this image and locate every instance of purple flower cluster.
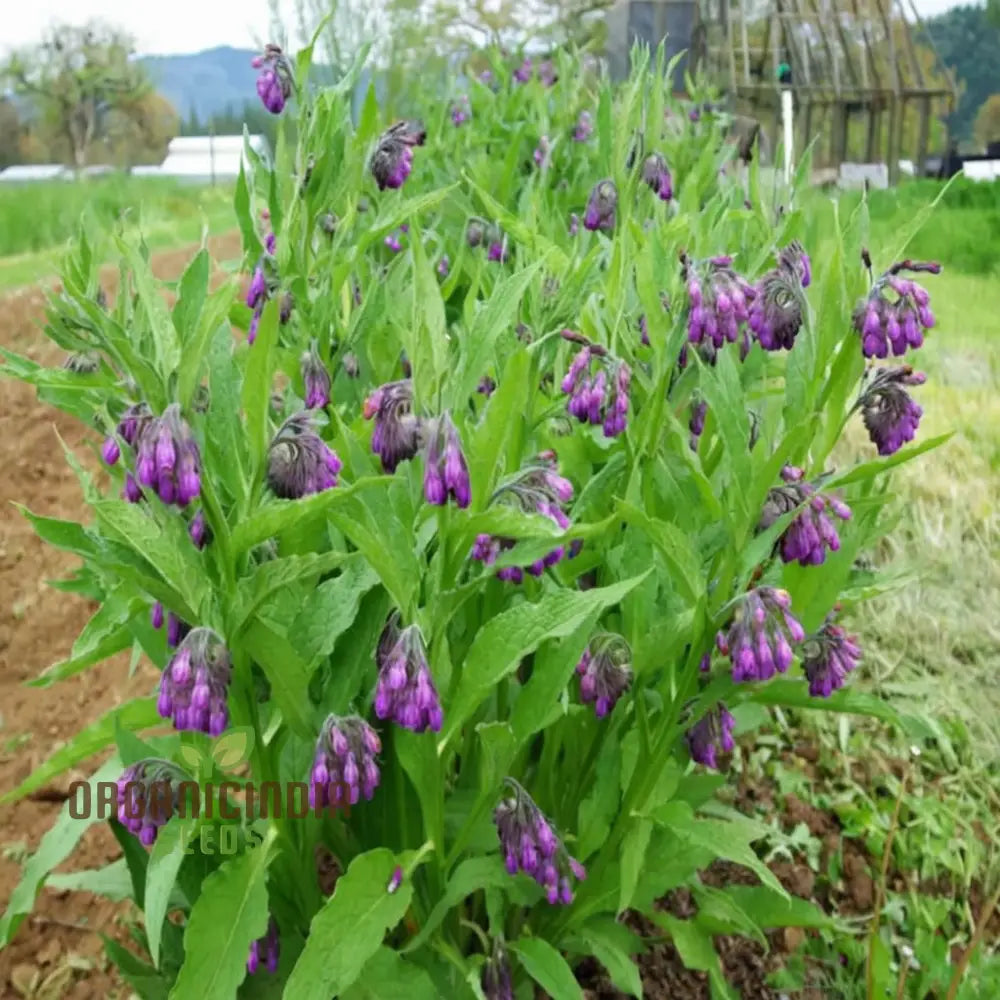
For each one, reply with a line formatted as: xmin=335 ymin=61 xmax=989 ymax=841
xmin=151 ymin=602 xmax=190 ymax=648
xmin=189 ymin=510 xmax=209 ymax=549
xmin=309 ymin=714 xmax=381 ymax=808
xmin=641 ymin=152 xmax=673 ymax=201
xmin=716 ymin=587 xmax=805 ymax=683
xmin=513 ymin=58 xmax=532 ymax=83
xmin=247 ymin=917 xmax=280 ymax=975
xmin=857 ymin=365 xmax=926 ymax=456
xmin=561 ymin=339 xmax=631 ymax=438
xmin=759 ymin=466 xmax=852 ymax=566
xmin=573 ymin=110 xmax=593 ymax=142
xmin=364 ymin=379 xmax=420 ymax=473
xmin=245 ymin=231 xmax=277 ymax=344
xmin=689 ymin=399 xmax=708 ymax=451
xmin=300 ymin=340 xmax=331 ymax=409
xmin=157 ymin=627 xmax=231 ymax=736
xmin=494 ymin=780 xmax=586 ymax=904
xmin=576 ymin=634 xmax=632 ymax=717
xmin=116 ymin=759 xmax=183 ymax=846
xmin=438 ymin=254 xmax=450 ymax=277
xmin=685 ymin=703 xmax=736 ymax=769
xmin=266 ymin=411 xmax=342 ymax=499
xmin=538 ymin=60 xmax=557 ymax=86
xmin=385 ymin=223 xmax=408 ymax=253
xmin=583 ymin=179 xmax=618 ymax=232
xmin=853 ymin=258 xmax=939 ymax=358
xmin=374 ymin=614 xmax=443 ymax=733
xmin=748 ymin=241 xmax=811 ymax=351
xmin=684 ymin=255 xmax=757 ymax=350
xmin=126 ymin=404 xmax=201 ymax=507
xmin=451 ymin=95 xmax=470 ymax=126
xmin=481 ymin=939 xmax=514 ymax=1000
xmin=370 ymin=120 xmax=426 ymax=191
xmin=487 ymin=237 xmax=509 ymax=263
xmin=423 ymin=413 xmax=470 ymax=508
xmin=802 ymin=612 xmax=862 ymax=697
xmin=251 ymin=45 xmax=293 ymax=115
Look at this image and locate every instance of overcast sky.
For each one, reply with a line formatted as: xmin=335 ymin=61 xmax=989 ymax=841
xmin=4 ymin=0 xmax=968 ymax=56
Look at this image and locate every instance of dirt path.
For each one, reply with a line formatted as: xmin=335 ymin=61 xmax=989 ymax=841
xmin=0 ymin=234 xmax=241 ymax=998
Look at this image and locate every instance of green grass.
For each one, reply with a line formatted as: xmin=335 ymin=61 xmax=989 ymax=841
xmin=0 ymin=175 xmax=236 ymax=290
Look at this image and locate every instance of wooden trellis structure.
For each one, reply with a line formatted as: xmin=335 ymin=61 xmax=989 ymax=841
xmin=694 ymin=0 xmax=958 ymax=178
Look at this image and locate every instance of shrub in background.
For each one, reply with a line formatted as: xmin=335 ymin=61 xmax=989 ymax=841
xmin=0 ymin=33 xmax=949 ymax=1000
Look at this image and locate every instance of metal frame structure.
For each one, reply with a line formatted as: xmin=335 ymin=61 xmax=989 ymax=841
xmin=695 ymin=0 xmax=958 ymax=179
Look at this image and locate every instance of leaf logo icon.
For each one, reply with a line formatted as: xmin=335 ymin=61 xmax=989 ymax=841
xmin=211 ymin=728 xmax=255 ymax=769
xmin=176 ymin=745 xmax=204 ymax=773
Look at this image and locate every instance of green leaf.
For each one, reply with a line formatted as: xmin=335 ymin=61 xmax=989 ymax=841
xmin=0 ymin=757 xmax=122 ymax=945
xmin=403 ymin=856 xmax=509 ymax=954
xmin=618 ymin=819 xmax=653 ymax=913
xmin=744 ymin=679 xmax=903 ymax=725
xmin=103 ymin=937 xmax=171 ymax=1000
xmin=825 ymin=432 xmax=953 ymax=487
xmin=577 ymin=923 xmax=643 ymax=998
xmin=240 ymin=298 xmax=279 ymax=481
xmin=441 ymin=574 xmax=650 ymax=745
xmin=242 ymin=618 xmax=315 ymax=738
xmin=447 ymin=259 xmax=546 ymax=410
xmin=655 ymin=913 xmax=718 ymax=971
xmin=722 ymin=886 xmax=834 ymax=929
xmin=178 ymin=280 xmax=236 ymax=409
xmin=616 ymin=502 xmax=704 ymax=603
xmin=146 ymin=817 xmax=197 ymax=968
xmin=172 ymin=249 xmax=209 ymax=352
xmin=282 ymin=849 xmax=417 ymax=999
xmin=511 ymin=937 xmax=583 ymax=1000
xmin=409 ymin=226 xmax=449 ymax=405
xmin=167 ymin=830 xmax=276 ymax=1000
xmin=47 ymin=859 xmax=136 ymax=902
xmin=1 ymin=699 xmax=160 ymax=804
xmin=231 ymin=476 xmax=386 ymax=555
xmin=29 ymin=619 xmax=134 ymax=688
xmin=510 ymin=618 xmax=596 ymax=743
xmin=341 ymin=947 xmax=440 ymax=1000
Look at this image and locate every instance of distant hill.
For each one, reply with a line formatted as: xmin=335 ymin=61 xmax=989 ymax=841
xmin=142 ymin=46 xmax=260 ymax=123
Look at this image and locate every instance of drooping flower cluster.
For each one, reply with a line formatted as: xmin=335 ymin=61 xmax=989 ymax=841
xmin=251 ymin=44 xmax=294 ymax=115
xmin=641 ymin=152 xmax=673 ymax=201
xmin=561 ymin=333 xmax=631 ymax=438
xmin=481 ymin=938 xmax=514 ymax=1000
xmin=748 ymin=241 xmax=811 ymax=351
xmin=422 ymin=413 xmax=471 ymax=508
xmin=801 ymin=611 xmax=862 ymax=697
xmin=857 ymin=365 xmax=926 ymax=456
xmin=309 ymin=714 xmax=381 ymax=808
xmin=538 ymin=59 xmax=557 ymax=86
xmin=716 ymin=587 xmax=805 ymax=683
xmin=853 ymin=257 xmax=939 ymax=358
xmin=685 ymin=703 xmax=736 ymax=769
xmin=437 ymin=254 xmax=450 ymax=278
xmin=576 ymin=634 xmax=633 ymax=717
xmin=245 ymin=233 xmax=278 ymax=344
xmin=689 ymin=399 xmax=708 ymax=451
xmin=759 ymin=465 xmax=852 ymax=567
xmin=573 ymin=110 xmax=593 ymax=142
xmin=487 ymin=235 xmax=509 ymax=263
xmin=364 ymin=379 xmax=420 ymax=473
xmin=470 ymin=452 xmax=578 ymax=583
xmin=683 ymin=254 xmax=757 ymax=351
xmin=494 ymin=780 xmax=586 ymax=904
xmin=266 ymin=411 xmax=342 ymax=499
xmin=451 ymin=95 xmax=470 ymax=126
xmin=151 ymin=602 xmax=190 ymax=648
xmin=247 ymin=917 xmax=280 ymax=975
xmin=370 ymin=120 xmax=426 ymax=190
xmin=583 ymin=179 xmax=618 ymax=232
xmin=188 ymin=510 xmax=209 ymax=549
xmin=384 ymin=223 xmax=408 ymax=253
xmin=513 ymin=58 xmax=532 ymax=83
xmin=300 ymin=340 xmax=331 ymax=409
xmin=157 ymin=627 xmax=231 ymax=736
xmin=121 ymin=403 xmax=201 ymax=507
xmin=374 ymin=614 xmax=443 ymax=733
xmin=116 ymin=759 xmax=186 ymax=846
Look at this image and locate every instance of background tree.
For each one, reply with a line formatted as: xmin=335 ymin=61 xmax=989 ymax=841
xmin=0 ymin=99 xmax=23 ymax=168
xmin=105 ymin=92 xmax=180 ymax=166
xmin=924 ymin=4 xmax=1000 ymax=144
xmin=2 ymin=22 xmax=150 ymax=169
xmin=973 ymin=94 xmax=1000 ymax=150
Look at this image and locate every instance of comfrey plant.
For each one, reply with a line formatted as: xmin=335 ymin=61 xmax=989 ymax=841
xmin=0 ymin=39 xmax=950 ymax=1000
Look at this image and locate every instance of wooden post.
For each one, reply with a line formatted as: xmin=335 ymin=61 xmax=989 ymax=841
xmin=865 ymin=102 xmax=879 ymax=162
xmin=915 ymin=96 xmax=931 ymax=175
